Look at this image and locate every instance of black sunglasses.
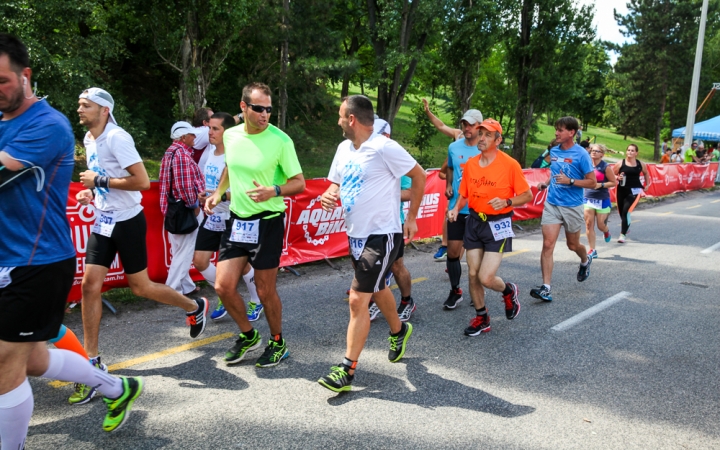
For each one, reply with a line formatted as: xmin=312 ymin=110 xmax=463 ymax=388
xmin=246 ymin=103 xmax=272 ymax=114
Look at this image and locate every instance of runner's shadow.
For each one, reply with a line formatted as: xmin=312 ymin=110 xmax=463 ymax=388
xmin=602 ymin=254 xmax=655 ymax=264
xmin=119 ymin=353 xmax=249 ymax=391
xmin=28 ymin=409 xmax=170 ymax=449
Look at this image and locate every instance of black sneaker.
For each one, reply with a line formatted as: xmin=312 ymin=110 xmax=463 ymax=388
xmin=186 ymin=297 xmax=209 ymax=338
xmin=318 ymin=365 xmax=354 ymax=392
xmin=530 ymin=285 xmax=553 ymax=302
xmin=577 ymin=256 xmax=592 ymax=282
xmin=397 ymin=297 xmax=416 ymax=322
xmin=464 ymin=314 xmax=491 ymax=336
xmin=388 ymin=322 xmax=413 ymax=362
xmin=224 ymin=330 xmax=262 ymax=365
xmin=502 ymin=283 xmax=520 ymax=320
xmin=443 ymin=288 xmax=463 ymax=309
xmin=255 ymin=339 xmax=289 ymax=368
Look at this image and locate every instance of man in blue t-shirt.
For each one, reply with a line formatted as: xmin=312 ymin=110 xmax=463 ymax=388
xmin=443 ymin=109 xmax=483 ymax=310
xmin=0 ymin=34 xmax=142 ymax=445
xmin=530 ymin=116 xmax=596 ymax=302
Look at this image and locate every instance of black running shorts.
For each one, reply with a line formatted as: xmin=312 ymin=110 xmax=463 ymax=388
xmin=0 ymin=258 xmax=74 ymax=342
xmin=86 ymin=211 xmax=148 ymax=275
xmin=194 ymin=215 xmax=226 ymax=252
xmin=447 ymin=213 xmax=468 ymax=241
xmin=463 ymin=211 xmax=513 ymax=253
xmin=218 ymin=212 xmax=285 ymax=270
xmin=349 ymin=233 xmax=402 ymax=293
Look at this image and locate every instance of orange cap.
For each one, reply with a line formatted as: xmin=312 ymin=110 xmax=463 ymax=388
xmin=479 ymin=118 xmax=502 ymax=135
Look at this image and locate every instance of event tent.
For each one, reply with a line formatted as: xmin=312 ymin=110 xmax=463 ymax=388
xmin=672 ymin=114 xmax=720 ymax=141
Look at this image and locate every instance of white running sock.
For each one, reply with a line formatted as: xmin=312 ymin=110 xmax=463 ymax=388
xmin=200 ymin=264 xmax=217 ymax=284
xmin=41 ymin=349 xmax=123 ymax=399
xmin=243 ymin=266 xmax=260 ymax=304
xmin=0 ymin=378 xmax=33 ymax=450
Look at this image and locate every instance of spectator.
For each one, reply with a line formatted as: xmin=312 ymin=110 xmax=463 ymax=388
xmin=190 ymin=107 xmax=213 ymax=164
xmin=670 ymin=148 xmax=683 ymax=163
xmin=684 ymin=142 xmax=700 ymax=163
xmin=576 ymin=125 xmax=583 ymax=143
xmin=696 ymin=143 xmax=707 ymax=162
xmin=710 ymin=145 xmax=719 ymax=162
xmin=661 ymin=139 xmax=668 ymax=154
xmin=660 ymin=147 xmax=672 ymax=164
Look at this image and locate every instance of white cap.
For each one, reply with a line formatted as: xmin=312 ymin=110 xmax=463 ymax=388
xmin=460 ymin=109 xmax=483 ymax=125
xmin=373 ymin=118 xmax=391 ymax=137
xmin=170 ymin=121 xmax=201 ymax=140
xmin=79 ymin=88 xmax=117 ymax=125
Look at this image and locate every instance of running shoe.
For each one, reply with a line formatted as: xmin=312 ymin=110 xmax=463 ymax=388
xmin=397 ymin=297 xmax=416 ymax=322
xmin=102 ymin=376 xmax=143 ymax=433
xmin=368 ymin=301 xmax=381 ymax=321
xmin=69 ymin=357 xmax=108 ymax=405
xmin=587 ymin=248 xmax=598 ymax=259
xmin=385 ymin=272 xmax=394 ymax=287
xmin=318 ymin=365 xmax=354 ymax=393
xmin=502 ymin=283 xmax=520 ymax=320
xmin=433 ymin=246 xmax=447 ymax=261
xmin=388 ymin=322 xmax=413 ymax=362
xmin=224 ymin=330 xmax=262 ymax=365
xmin=443 ymin=288 xmax=463 ymax=309
xmin=577 ymin=256 xmax=592 ymax=282
xmin=246 ymin=302 xmax=264 ymax=322
xmin=210 ymin=299 xmax=227 ymax=321
xmin=604 ymin=231 xmax=612 ymax=243
xmin=464 ymin=314 xmax=491 ymax=336
xmin=256 ymin=339 xmax=289 ymax=368
xmin=618 ymin=234 xmax=626 ymax=243
xmin=530 ymin=285 xmax=553 ymax=302
xmin=186 ymin=297 xmax=209 ymax=338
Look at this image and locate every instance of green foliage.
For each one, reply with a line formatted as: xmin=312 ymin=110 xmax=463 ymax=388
xmin=409 ymin=97 xmax=438 ymax=168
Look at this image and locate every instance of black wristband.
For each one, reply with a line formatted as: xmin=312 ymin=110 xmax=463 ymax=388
xmin=221 ymin=193 xmax=227 ymax=202
xmin=274 ymin=185 xmax=281 ymax=197
xmin=94 ymin=175 xmax=110 ymax=189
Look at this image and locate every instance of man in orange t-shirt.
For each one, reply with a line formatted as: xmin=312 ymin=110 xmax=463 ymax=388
xmin=447 ymin=119 xmax=532 ymax=336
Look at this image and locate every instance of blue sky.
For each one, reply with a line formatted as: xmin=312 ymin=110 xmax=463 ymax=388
xmin=583 ymin=0 xmax=630 ymax=63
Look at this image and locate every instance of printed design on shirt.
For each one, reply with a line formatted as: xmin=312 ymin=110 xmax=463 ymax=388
xmin=205 ymin=162 xmax=221 ymax=191
xmin=340 ymin=161 xmax=364 ymax=213
xmin=87 ymin=148 xmax=109 ymax=201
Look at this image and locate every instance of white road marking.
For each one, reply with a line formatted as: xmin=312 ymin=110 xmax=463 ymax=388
xmin=701 ymin=241 xmax=720 ymax=254
xmin=551 ymin=291 xmax=631 ymax=332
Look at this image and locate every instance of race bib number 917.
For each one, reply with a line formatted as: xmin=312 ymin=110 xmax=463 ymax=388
xmin=229 ymin=219 xmax=260 ymax=244
xmin=489 ymin=217 xmax=515 ymax=241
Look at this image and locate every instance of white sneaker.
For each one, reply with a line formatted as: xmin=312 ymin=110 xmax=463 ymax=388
xmin=618 ymin=234 xmax=626 ymax=243
xmin=368 ymin=302 xmax=381 ymax=321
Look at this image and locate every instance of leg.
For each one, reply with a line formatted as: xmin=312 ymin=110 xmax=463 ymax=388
xmin=215 ymin=257 xmax=252 ymax=333
xmin=81 ymin=264 xmax=110 ymax=357
xmin=390 ymin=257 xmax=411 ymax=298
xmin=253 ymin=268 xmax=282 ymax=336
xmin=540 ymin=224 xmax=562 ymax=285
xmin=193 ymin=250 xmax=213 ymax=274
xmin=596 ymin=212 xmax=610 ymax=234
xmin=446 ymin=239 xmax=464 ymax=288
xmin=373 ymin=286 xmax=402 ymax=335
xmin=441 ymin=219 xmax=448 ymax=246
xmin=165 ymin=230 xmax=198 ymax=295
xmin=565 ymin=230 xmax=588 ymax=263
xmin=125 ymin=270 xmax=198 ymax=312
xmin=584 ymin=208 xmax=597 ymax=250
xmin=465 ymin=249 xmax=486 ymax=310
xmin=345 ymin=290 xmax=373 ymax=371
xmin=617 ymin=190 xmax=631 ymax=235
xmin=48 ymin=325 xmax=88 ymax=359
xmin=478 ymin=252 xmax=506 ymax=293
xmin=242 ymin=264 xmax=261 ymax=304
xmin=0 ymin=341 xmax=36 ymax=450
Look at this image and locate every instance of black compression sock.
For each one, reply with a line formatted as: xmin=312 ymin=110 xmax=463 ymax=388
xmin=447 ymin=257 xmax=462 ymax=288
xmin=475 ymin=307 xmax=487 ymax=316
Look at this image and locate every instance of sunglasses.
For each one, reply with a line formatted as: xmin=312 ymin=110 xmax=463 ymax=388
xmin=246 ymin=103 xmax=272 ymax=114
xmin=590 ymin=150 xmax=604 ymax=153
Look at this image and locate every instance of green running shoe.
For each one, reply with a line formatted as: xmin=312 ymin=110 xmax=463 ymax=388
xmin=255 ymin=339 xmax=289 ymax=368
xmin=224 ymin=330 xmax=262 ymax=365
xmin=388 ymin=322 xmax=413 ymax=362
xmin=102 ymin=376 xmax=143 ymax=433
xmin=69 ymin=357 xmax=108 ymax=405
xmin=318 ymin=365 xmax=353 ymax=392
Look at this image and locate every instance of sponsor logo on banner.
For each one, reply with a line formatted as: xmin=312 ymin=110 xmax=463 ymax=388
xmin=295 ymin=196 xmax=347 ymax=246
xmin=402 ymin=193 xmax=441 ymax=219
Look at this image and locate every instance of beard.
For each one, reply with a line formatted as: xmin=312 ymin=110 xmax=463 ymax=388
xmin=0 ymin=83 xmax=24 ymax=115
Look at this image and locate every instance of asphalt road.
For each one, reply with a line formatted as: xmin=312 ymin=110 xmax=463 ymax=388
xmin=27 ymin=189 xmax=720 ymax=449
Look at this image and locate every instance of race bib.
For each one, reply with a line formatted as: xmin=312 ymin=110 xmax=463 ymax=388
xmin=584 ymin=198 xmax=603 ymax=210
xmin=91 ymin=211 xmax=116 ymax=238
xmin=0 ymin=267 xmax=15 ymax=289
xmin=631 ymin=188 xmax=643 ymax=195
xmin=203 ymin=212 xmax=227 ymax=232
xmin=489 ymin=217 xmax=515 ymax=241
xmin=229 ymin=219 xmax=260 ymax=244
xmin=349 ymin=237 xmax=367 ymax=260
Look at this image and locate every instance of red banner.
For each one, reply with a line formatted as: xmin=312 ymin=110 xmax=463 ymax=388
xmin=65 ymin=163 xmax=717 ymax=302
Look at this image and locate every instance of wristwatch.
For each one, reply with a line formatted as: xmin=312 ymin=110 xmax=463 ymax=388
xmin=506 ymin=198 xmax=512 ymax=207
xmin=570 ymin=179 xmax=575 ymax=185
xmin=274 ymin=185 xmax=281 ymax=197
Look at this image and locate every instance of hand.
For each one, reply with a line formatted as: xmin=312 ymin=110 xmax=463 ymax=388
xmin=79 ymin=170 xmax=99 ymax=188
xmin=76 ymin=189 xmax=93 ymax=206
xmin=447 ymin=208 xmax=458 ymax=223
xmin=422 ymin=98 xmax=429 ymax=112
xmin=198 ymin=191 xmax=210 ymax=206
xmin=487 ymin=197 xmax=506 ymax=211
xmin=204 ymin=193 xmax=220 ymax=215
xmin=445 ymin=185 xmax=453 ymax=199
xmin=537 ymin=182 xmax=548 ymax=191
xmin=246 ymin=180 xmax=275 ymax=203
xmin=554 ymin=172 xmax=570 ymax=185
xmin=403 ymin=217 xmax=418 ymax=241
xmin=320 ymin=190 xmax=338 ymax=212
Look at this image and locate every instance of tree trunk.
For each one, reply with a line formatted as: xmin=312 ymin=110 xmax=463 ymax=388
xmin=278 ymin=0 xmax=290 ymax=131
xmin=341 ymin=35 xmax=360 ymax=99
xmin=511 ymin=0 xmax=533 ymax=167
xmin=454 ymin=67 xmax=477 ymax=113
xmin=654 ymin=80 xmax=668 ymax=161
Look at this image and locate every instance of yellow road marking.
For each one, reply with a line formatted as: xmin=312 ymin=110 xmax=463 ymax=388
xmin=659 ymin=211 xmax=674 ymax=215
xmin=711 ymin=199 xmax=720 ymax=204
xmin=49 ymin=332 xmax=235 ymax=388
xmin=503 ymin=248 xmax=530 ymax=258
xmin=343 ymin=277 xmax=428 ymax=301
xmin=687 ymin=204 xmax=702 ymax=209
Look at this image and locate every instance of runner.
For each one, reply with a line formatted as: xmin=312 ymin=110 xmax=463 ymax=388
xmin=613 ymin=144 xmax=651 ymax=243
xmin=530 ymin=116 xmax=596 ymax=302
xmin=205 ymin=82 xmax=305 ymax=367
xmin=447 ymin=119 xmax=531 ymax=335
xmin=317 ymin=95 xmax=425 ymax=392
xmin=75 ymin=88 xmax=208 ymax=403
xmin=583 ymin=143 xmax=617 ymax=258
xmin=443 ymin=109 xmax=484 ymax=309
xmin=0 ymin=34 xmax=142 ymax=444
xmin=192 ymin=112 xmax=263 ymax=322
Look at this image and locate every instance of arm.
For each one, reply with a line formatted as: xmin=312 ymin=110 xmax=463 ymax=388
xmin=0 ymin=151 xmax=25 ymax=171
xmin=641 ymin=162 xmax=651 ymax=190
xmin=422 ymin=98 xmax=461 ymax=139
xmin=487 ymin=189 xmax=533 ymax=211
xmin=320 ymin=183 xmax=340 ymax=212
xmin=403 ymin=164 xmax=426 ymax=240
xmin=447 ymin=195 xmax=467 ymax=222
xmin=400 ymin=189 xmax=412 ymax=202
xmin=79 ymin=161 xmax=151 ymax=192
xmin=553 ymin=170 xmax=597 ymax=189
xmin=246 ymin=172 xmax=306 ymax=203
xmin=598 ymin=166 xmax=617 ymax=189
xmin=205 ymin=166 xmax=230 ymax=214
xmin=445 ymin=165 xmax=454 ymax=199
xmin=438 ymin=158 xmax=448 ymax=180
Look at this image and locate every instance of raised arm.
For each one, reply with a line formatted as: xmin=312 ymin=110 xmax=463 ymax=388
xmin=422 ymin=98 xmax=461 ymax=139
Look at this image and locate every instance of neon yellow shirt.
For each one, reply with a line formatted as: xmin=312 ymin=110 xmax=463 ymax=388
xmin=223 ymin=123 xmax=302 ymax=217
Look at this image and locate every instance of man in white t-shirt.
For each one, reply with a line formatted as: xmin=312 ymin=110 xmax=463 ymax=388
xmin=192 ymin=112 xmax=262 ymax=322
xmin=75 ymin=88 xmax=208 ymax=403
xmin=317 ymin=95 xmax=426 ymax=392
